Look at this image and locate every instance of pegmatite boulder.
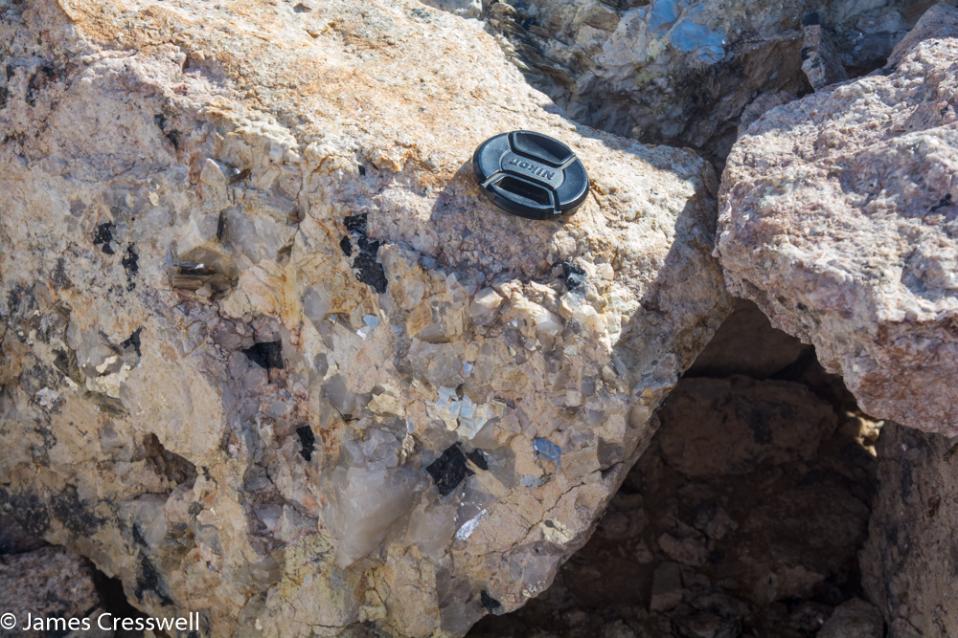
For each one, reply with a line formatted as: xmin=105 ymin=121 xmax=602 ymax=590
xmin=0 ymin=0 xmax=729 ymax=636
xmin=485 ymin=0 xmax=933 ymax=159
xmin=716 ymin=3 xmax=958 ymax=435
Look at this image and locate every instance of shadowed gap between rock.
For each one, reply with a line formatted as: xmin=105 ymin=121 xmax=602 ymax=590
xmin=469 ymin=299 xmax=884 ymax=638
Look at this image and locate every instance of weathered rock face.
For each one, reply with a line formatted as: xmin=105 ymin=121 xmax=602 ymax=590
xmin=0 ymin=1 xmax=730 ymax=636
xmin=485 ymin=0 xmax=932 ymax=160
xmin=861 ymin=422 xmax=958 ymax=638
xmin=717 ymin=3 xmax=958 ymax=436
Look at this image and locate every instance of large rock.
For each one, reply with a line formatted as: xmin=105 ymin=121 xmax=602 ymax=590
xmin=0 ymin=546 xmax=105 ymax=637
xmin=0 ymin=1 xmax=729 ymax=636
xmin=861 ymin=423 xmax=958 ymax=638
xmin=485 ymin=0 xmax=932 ymax=159
xmin=716 ymin=4 xmax=958 ymax=435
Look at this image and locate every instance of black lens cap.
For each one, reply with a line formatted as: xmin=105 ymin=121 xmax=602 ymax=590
xmin=473 ymin=130 xmax=589 ymax=220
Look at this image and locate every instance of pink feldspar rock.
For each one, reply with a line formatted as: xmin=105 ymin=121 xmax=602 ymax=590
xmin=717 ymin=4 xmax=958 ymax=435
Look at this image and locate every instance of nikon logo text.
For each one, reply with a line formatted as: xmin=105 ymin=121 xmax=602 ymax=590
xmin=501 ymin=151 xmax=564 ymax=188
xmin=507 ymin=157 xmax=555 ymax=180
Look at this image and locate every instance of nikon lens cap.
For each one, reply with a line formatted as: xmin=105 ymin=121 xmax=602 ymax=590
xmin=473 ymin=130 xmax=589 ymax=220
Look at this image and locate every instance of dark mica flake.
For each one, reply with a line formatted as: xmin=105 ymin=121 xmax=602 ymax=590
xmin=931 ymin=193 xmax=953 ymax=213
xmin=52 ymin=257 xmax=71 ymax=289
xmin=229 ymin=167 xmax=251 ymax=184
xmin=135 ymin=554 xmax=173 ymax=606
xmin=344 ymin=213 xmax=368 ymax=235
xmin=560 ymin=261 xmax=586 ymax=290
xmin=466 ymin=448 xmax=488 ymax=471
xmin=93 ymin=221 xmax=116 ymax=255
xmin=122 ymin=327 xmax=143 ymax=357
xmin=25 ymin=63 xmax=56 ymax=107
xmin=122 ymin=244 xmax=139 ymax=290
xmin=802 ymin=11 xmax=821 ymax=26
xmin=154 ymin=114 xmax=181 ymax=149
xmin=480 ymin=590 xmax=502 ymax=612
xmin=50 ymin=485 xmax=103 ymax=536
xmin=426 ymin=444 xmax=473 ymax=496
xmin=343 ymin=213 xmax=387 ymax=293
xmin=243 ymin=341 xmax=284 ymax=370
xmin=339 ymin=235 xmax=353 ymax=257
xmin=296 ymin=425 xmax=316 ymax=462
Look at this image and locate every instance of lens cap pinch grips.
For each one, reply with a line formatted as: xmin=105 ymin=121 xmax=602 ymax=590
xmin=473 ymin=130 xmax=590 ymax=220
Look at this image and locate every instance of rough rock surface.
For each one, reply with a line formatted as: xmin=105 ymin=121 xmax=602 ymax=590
xmin=717 ymin=3 xmax=958 ymax=435
xmin=0 ymin=546 xmax=105 ymax=636
xmin=0 ymin=1 xmax=730 ymax=636
xmin=485 ymin=0 xmax=933 ymax=159
xmin=801 ymin=17 xmax=848 ymax=90
xmin=861 ymin=422 xmax=958 ymax=638
xmin=471 ymin=367 xmax=879 ymax=637
xmin=0 ymin=514 xmax=46 ymax=556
